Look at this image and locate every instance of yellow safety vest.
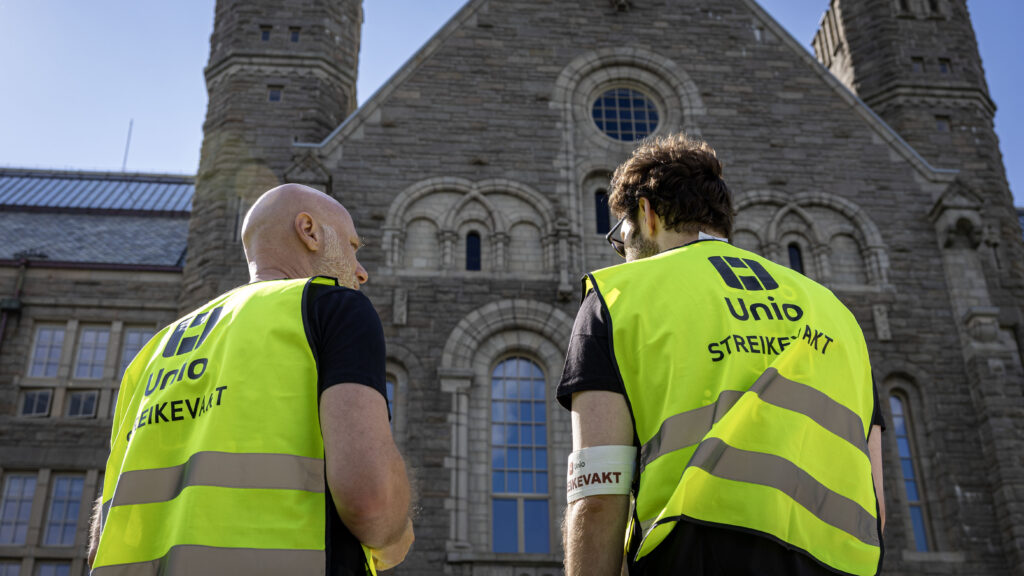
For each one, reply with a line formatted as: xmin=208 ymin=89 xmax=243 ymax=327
xmin=94 ymin=277 xmax=376 ymax=576
xmin=586 ymin=241 xmax=880 ymax=576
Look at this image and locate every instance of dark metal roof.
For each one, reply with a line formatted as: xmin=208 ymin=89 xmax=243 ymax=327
xmin=0 ymin=168 xmax=193 ymax=215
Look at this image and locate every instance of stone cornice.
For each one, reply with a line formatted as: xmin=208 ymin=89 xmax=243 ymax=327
xmin=861 ymin=84 xmax=996 ymax=116
xmin=204 ymin=51 xmax=355 ymax=85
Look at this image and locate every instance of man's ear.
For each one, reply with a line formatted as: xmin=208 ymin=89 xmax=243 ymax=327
xmin=640 ymin=198 xmax=658 ymax=237
xmin=295 ymin=212 xmax=320 ymax=252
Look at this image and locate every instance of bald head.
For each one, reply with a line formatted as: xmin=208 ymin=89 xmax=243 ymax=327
xmin=241 ymin=183 xmax=368 ymax=288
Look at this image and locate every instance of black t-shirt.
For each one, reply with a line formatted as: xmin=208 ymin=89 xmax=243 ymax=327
xmin=304 ymin=283 xmax=388 ymax=576
xmin=556 ymin=290 xmax=884 ymax=576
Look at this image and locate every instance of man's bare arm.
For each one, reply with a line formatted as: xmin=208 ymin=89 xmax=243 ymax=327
xmin=564 ymin=391 xmax=634 ymax=576
xmin=320 ymin=383 xmax=413 ymax=561
xmin=88 ymin=495 xmax=102 ymax=568
xmin=868 ymin=424 xmax=885 ymax=533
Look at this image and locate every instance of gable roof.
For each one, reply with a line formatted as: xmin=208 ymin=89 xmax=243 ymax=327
xmin=298 ymin=0 xmax=958 ymax=185
xmin=0 ymin=168 xmax=194 ymax=216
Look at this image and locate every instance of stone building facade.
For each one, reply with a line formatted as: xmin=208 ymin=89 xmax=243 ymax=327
xmin=1 ymin=0 xmax=1023 ymax=575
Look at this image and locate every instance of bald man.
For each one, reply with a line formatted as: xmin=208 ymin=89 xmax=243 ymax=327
xmin=89 ymin=184 xmax=413 ymax=576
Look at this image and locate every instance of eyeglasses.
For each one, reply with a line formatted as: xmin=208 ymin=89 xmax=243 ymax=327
xmin=606 ymin=216 xmax=626 ymax=259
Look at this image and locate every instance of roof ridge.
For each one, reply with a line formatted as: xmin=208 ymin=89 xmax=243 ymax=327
xmin=0 ymin=166 xmax=195 ymax=183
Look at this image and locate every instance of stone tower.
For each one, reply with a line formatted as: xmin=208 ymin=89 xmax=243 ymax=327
xmin=180 ymin=0 xmax=362 ymax=310
xmin=817 ymin=0 xmax=1024 ymax=571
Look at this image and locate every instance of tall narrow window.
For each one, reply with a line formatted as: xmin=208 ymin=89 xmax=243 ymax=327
xmin=491 ymin=357 xmax=549 ymax=554
xmin=120 ymin=328 xmax=154 ymax=377
xmin=935 ymin=115 xmax=951 ymax=132
xmin=74 ymin=327 xmax=109 ymax=380
xmin=259 ymin=25 xmax=271 ymax=41
xmin=788 ymin=243 xmax=805 ymax=274
xmin=43 ymin=475 xmax=84 ymax=547
xmin=911 ymin=57 xmax=925 ymax=73
xmin=466 ymin=232 xmax=482 ymax=271
xmin=0 ymin=473 xmax=37 ymax=545
xmin=29 ymin=326 xmax=64 ymax=378
xmin=890 ymin=395 xmax=931 ymax=551
xmin=385 ymin=378 xmax=395 ymax=431
xmin=289 ymin=27 xmax=301 ymax=42
xmin=595 ymin=190 xmax=611 ymax=234
xmin=928 ymin=0 xmax=940 ymax=13
xmin=938 ymin=58 xmax=952 ymax=74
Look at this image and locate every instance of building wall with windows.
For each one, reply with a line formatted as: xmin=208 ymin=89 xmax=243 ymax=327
xmin=2 ymin=1 xmax=1024 ymax=575
xmin=0 ymin=170 xmax=190 ymax=574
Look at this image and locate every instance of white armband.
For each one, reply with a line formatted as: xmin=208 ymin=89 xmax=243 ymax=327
xmin=566 ymin=445 xmax=636 ymax=503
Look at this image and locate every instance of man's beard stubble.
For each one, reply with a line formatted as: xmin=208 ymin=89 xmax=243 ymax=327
xmin=626 ymin=225 xmax=661 ymax=261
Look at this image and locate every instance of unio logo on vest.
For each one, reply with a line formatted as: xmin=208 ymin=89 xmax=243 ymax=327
xmin=708 ymin=256 xmax=778 ymax=291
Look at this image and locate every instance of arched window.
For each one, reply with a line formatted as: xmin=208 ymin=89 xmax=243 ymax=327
xmin=385 ymin=377 xmax=395 ymax=432
xmin=788 ymin=243 xmax=804 ymax=274
xmin=466 ymin=232 xmax=481 ymax=271
xmin=491 ymin=357 xmax=549 ymax=554
xmin=890 ymin=394 xmax=932 ymax=551
xmin=592 ymin=88 xmax=660 ymax=141
xmin=595 ymin=190 xmax=611 ymax=234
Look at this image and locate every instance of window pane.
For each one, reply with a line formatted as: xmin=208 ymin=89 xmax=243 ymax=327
xmin=788 ymin=244 xmax=804 ymax=274
xmin=897 ymin=437 xmax=911 ymax=458
xmin=595 ymin=191 xmax=611 ymax=234
xmin=901 ymin=459 xmax=915 ymax=481
xmin=0 ymin=474 xmax=36 ymax=545
xmin=0 ymin=559 xmax=21 ymax=576
xmin=492 ymin=499 xmax=517 ymax=553
xmin=524 ymin=500 xmax=550 ymax=553
xmin=909 ymin=506 xmax=929 ymax=551
xmin=75 ymin=328 xmax=110 ymax=380
xmin=120 ymin=329 xmax=154 ymax=376
xmin=30 ymin=327 xmax=64 ymax=378
xmin=905 ymin=479 xmax=919 ymax=502
xmin=44 ymin=476 xmax=84 ymax=546
xmin=466 ymin=232 xmax=481 ymax=271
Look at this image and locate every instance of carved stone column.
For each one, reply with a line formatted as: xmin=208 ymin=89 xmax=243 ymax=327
xmin=440 ymin=368 xmax=473 ymax=551
xmin=440 ymin=231 xmax=458 ymax=270
xmin=492 ymin=232 xmax=509 ymax=272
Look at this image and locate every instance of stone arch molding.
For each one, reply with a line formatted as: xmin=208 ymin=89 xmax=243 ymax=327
xmin=438 ymin=299 xmax=575 ymax=552
xmin=735 ymin=190 xmax=890 ymax=287
xmin=382 ymin=177 xmax=557 ymax=273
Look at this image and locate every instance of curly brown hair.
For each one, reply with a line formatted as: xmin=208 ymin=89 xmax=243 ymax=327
xmin=608 ymin=133 xmax=734 ymax=238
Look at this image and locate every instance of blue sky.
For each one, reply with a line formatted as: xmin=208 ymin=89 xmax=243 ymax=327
xmin=0 ymin=1 xmax=1018 ymax=203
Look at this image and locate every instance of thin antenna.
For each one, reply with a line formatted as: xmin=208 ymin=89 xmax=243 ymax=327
xmin=121 ymin=119 xmax=134 ymax=172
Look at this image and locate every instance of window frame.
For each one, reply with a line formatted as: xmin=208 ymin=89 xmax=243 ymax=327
xmin=0 ymin=472 xmax=38 ymax=546
xmin=73 ymin=326 xmax=110 ymax=381
xmin=64 ymin=390 xmax=98 ymax=419
xmin=887 ymin=390 xmax=936 ymax=552
xmin=42 ymin=475 xmax=85 ymax=548
xmin=19 ymin=389 xmax=53 ymax=418
xmin=466 ymin=231 xmax=482 ymax=272
xmin=488 ymin=355 xmax=552 ymax=555
xmin=590 ymin=86 xmax=662 ymax=143
xmin=27 ymin=325 xmax=65 ymax=379
xmin=119 ymin=327 xmax=155 ymax=378
xmin=594 ymin=189 xmax=611 ymax=235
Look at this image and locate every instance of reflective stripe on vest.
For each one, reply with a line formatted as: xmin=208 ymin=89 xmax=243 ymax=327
xmin=587 ymin=241 xmax=879 ymax=576
xmin=95 ymin=277 xmax=376 ymax=576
